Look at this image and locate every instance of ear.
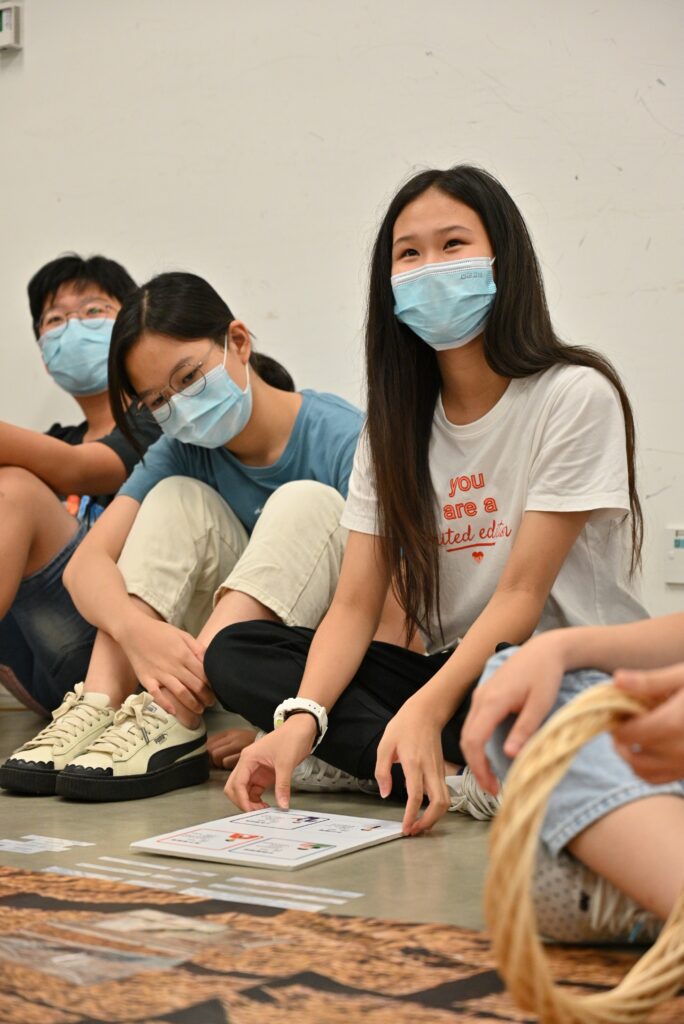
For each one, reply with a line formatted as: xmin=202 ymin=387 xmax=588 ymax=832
xmin=227 ymin=320 xmax=252 ymax=364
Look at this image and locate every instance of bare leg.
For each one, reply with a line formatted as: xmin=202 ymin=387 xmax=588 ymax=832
xmin=83 ymin=596 xmax=205 ymax=729
xmin=82 ymin=595 xmax=161 ymax=706
xmin=197 ymin=590 xmax=280 ymax=648
xmin=198 ymin=591 xmax=279 ymax=754
xmin=84 ymin=589 xmax=275 ymax=726
xmin=198 ymin=582 xmax=426 ymax=652
xmin=0 ymin=467 xmax=78 ymax=616
xmin=568 ymin=795 xmax=684 ymax=919
xmin=201 ymin=589 xmax=446 ymax=776
xmin=82 ymin=594 xmax=209 ymax=715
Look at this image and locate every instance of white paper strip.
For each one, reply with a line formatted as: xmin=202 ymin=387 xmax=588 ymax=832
xmin=100 ymin=855 xmax=217 ymax=877
xmin=228 ymin=875 xmax=363 ymax=898
xmin=181 ymin=885 xmax=326 ymax=913
xmin=208 ymin=881 xmax=346 ymax=905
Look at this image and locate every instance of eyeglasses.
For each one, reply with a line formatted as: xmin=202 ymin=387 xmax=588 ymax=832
xmin=137 ymin=344 xmax=218 ymax=423
xmin=38 ymin=298 xmax=118 ymax=338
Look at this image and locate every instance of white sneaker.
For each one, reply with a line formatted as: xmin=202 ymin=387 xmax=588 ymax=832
xmin=533 ymin=843 xmax=662 ymax=945
xmin=0 ymin=683 xmax=114 ymax=795
xmin=446 ymin=767 xmax=502 ymax=821
xmin=56 ymin=691 xmax=209 ymax=802
xmin=291 ymin=755 xmax=379 ymax=795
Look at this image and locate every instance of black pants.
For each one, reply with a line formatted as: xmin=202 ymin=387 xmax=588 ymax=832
xmin=204 ymin=621 xmax=475 ymax=798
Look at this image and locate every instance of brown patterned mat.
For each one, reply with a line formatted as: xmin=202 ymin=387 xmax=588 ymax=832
xmin=0 ymin=866 xmax=681 ymax=1023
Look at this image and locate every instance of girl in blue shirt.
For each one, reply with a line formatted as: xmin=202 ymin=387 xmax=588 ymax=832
xmin=0 ymin=272 xmax=379 ymax=804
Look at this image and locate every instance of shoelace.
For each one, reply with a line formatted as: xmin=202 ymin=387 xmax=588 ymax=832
xmin=294 ymin=757 xmax=348 ymax=786
xmin=293 ymin=756 xmax=377 ymax=791
xmin=449 ymin=767 xmax=502 ymax=818
xmin=87 ymin=696 xmax=166 ymax=757
xmin=19 ymin=692 xmax=106 ymax=751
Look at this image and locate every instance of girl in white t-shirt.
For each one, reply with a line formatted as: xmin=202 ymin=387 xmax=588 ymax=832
xmin=205 ymin=164 xmax=647 ymax=834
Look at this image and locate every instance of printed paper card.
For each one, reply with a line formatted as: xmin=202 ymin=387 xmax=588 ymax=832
xmin=131 ymin=808 xmax=403 ymax=871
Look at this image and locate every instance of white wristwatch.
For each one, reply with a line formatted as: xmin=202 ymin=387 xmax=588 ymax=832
xmin=273 ymin=697 xmax=328 ymax=749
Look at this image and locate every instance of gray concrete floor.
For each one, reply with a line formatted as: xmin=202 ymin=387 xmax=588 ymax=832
xmin=0 ymin=705 xmax=489 ymax=928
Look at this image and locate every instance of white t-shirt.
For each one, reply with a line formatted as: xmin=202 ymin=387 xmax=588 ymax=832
xmin=341 ymin=364 xmax=647 ymax=653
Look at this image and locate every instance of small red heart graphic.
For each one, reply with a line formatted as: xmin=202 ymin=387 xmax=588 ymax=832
xmin=472 ymin=551 xmax=485 ymax=562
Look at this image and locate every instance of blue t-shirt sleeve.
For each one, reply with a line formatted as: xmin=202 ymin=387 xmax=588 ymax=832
xmin=117 ymin=436 xmax=187 ymax=504
xmin=297 ymin=392 xmax=364 ymax=498
xmin=333 ymin=430 xmax=362 ymax=497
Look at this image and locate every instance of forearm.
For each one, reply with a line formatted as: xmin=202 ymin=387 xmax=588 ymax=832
xmin=296 ymin=599 xmax=383 ymax=712
xmin=538 ymin=614 xmax=684 ymax=676
xmin=64 ymin=548 xmax=140 ymax=638
xmin=0 ymin=421 xmax=124 ymax=494
xmin=0 ymin=422 xmax=79 ymax=491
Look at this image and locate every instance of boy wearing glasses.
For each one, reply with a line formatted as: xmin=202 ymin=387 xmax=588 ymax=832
xmin=0 ymin=254 xmax=160 ymax=714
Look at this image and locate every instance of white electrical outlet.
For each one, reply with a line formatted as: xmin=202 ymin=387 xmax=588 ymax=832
xmin=0 ymin=4 xmax=21 ymax=50
xmin=664 ymin=526 xmax=684 ymax=586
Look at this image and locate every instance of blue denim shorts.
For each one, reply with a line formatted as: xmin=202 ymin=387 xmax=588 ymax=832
xmin=0 ymin=521 xmax=96 ymax=712
xmin=482 ymin=646 xmax=684 ymax=855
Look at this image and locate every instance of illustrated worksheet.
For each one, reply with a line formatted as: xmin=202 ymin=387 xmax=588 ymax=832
xmin=132 ymin=808 xmax=404 ymax=870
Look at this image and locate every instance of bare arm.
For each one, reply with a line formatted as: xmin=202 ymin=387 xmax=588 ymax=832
xmin=296 ymin=531 xmax=391 ymax=705
xmin=376 ymin=508 xmax=590 ymax=833
xmin=226 ymin=530 xmax=390 ymax=809
xmin=539 ymin=614 xmax=684 ymax=675
xmin=63 ymin=494 xmax=211 ymax=714
xmin=462 ymin=611 xmax=684 ymax=790
xmin=461 ymin=618 xmax=684 ymax=793
xmin=412 ymin=509 xmax=588 ymax=726
xmin=0 ymin=421 xmax=127 ymax=495
xmin=63 ymin=495 xmax=141 ymax=635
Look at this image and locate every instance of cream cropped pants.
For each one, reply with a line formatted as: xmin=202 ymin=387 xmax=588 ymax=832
xmin=117 ymin=477 xmax=347 ymax=635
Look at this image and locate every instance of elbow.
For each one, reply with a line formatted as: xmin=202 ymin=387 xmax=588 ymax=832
xmin=51 ymin=464 xmax=89 ymax=497
xmin=491 ymin=582 xmax=548 ymax=628
xmin=49 ymin=449 xmax=95 ymax=495
xmin=55 ymin=451 xmax=126 ymax=498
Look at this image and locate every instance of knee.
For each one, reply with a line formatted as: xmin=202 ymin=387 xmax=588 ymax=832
xmin=476 ymin=647 xmax=522 ymax=783
xmin=136 ymin=475 xmax=229 ymax=531
xmin=484 ymin=720 xmax=517 ymax=783
xmin=0 ymin=465 xmax=45 ymax=503
xmin=479 ymin=645 xmax=520 ymax=686
xmin=0 ymin=467 xmax=59 ymax=526
xmin=141 ymin=475 xmax=203 ymax=516
xmin=205 ymin=620 xmax=291 ymax=711
xmin=261 ymin=480 xmax=345 ymax=527
xmin=204 ymin=621 xmax=262 ymax=708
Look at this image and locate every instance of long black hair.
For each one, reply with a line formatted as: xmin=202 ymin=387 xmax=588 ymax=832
xmin=366 ymin=165 xmax=642 ymax=643
xmin=108 ymin=271 xmax=294 ymax=452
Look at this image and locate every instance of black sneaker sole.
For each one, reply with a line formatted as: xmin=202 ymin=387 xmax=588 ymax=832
xmin=0 ymin=765 xmax=59 ymax=796
xmin=55 ymin=751 xmax=210 ymax=802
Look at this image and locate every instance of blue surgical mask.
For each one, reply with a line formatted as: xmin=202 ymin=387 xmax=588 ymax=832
xmin=154 ymin=357 xmax=253 ymax=448
xmin=392 ymin=257 xmax=496 ymax=350
xmin=40 ymin=318 xmax=114 ymax=395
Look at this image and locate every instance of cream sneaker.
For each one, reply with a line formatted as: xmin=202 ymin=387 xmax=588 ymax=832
xmin=56 ymin=692 xmax=209 ymax=802
xmin=291 ymin=755 xmax=379 ymax=795
xmin=0 ymin=683 xmax=114 ymax=795
xmin=446 ymin=766 xmax=502 ymax=821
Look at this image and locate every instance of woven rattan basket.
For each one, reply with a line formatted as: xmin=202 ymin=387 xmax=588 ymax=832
xmin=484 ymin=682 xmax=684 ymax=1023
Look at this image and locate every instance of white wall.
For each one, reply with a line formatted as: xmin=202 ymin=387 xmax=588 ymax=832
xmin=1 ymin=0 xmax=682 ymax=614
